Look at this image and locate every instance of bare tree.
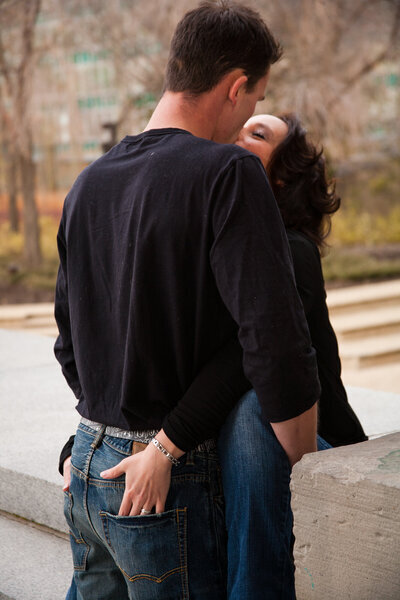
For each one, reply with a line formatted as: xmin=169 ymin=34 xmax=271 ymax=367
xmin=60 ymin=0 xmax=192 ymax=136
xmin=0 ymin=112 xmax=19 ymax=231
xmin=254 ymin=0 xmax=400 ymax=158
xmin=0 ymin=0 xmax=42 ymax=265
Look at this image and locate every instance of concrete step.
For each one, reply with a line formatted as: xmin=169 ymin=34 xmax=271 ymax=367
xmin=339 ymin=333 xmax=400 ymax=369
xmin=331 ymin=305 xmax=400 ymax=341
xmin=0 ymin=513 xmax=71 ymax=600
xmin=3 ymin=315 xmax=56 ymax=329
xmin=0 ymin=303 xmax=57 ymax=337
xmin=0 ymin=302 xmax=54 ymax=322
xmin=327 ymin=279 xmax=400 ymax=316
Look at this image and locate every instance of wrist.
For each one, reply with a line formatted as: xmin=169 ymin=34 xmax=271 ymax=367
xmin=155 ymin=429 xmax=185 ymax=458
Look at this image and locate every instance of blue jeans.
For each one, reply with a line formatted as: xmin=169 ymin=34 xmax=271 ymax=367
xmin=217 ymin=389 xmax=330 ymax=600
xmin=65 ymin=422 xmax=227 ymax=599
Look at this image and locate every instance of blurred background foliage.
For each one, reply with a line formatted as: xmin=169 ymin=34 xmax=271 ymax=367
xmin=0 ymin=0 xmax=399 ymax=301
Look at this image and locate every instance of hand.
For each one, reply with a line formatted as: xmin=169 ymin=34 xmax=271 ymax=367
xmin=271 ymin=403 xmax=318 ymax=468
xmin=63 ymin=456 xmax=72 ymax=492
xmin=100 ymin=442 xmax=173 ymax=516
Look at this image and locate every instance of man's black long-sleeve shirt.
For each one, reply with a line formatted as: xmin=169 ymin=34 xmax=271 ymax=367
xmin=55 ymin=128 xmax=320 ymax=451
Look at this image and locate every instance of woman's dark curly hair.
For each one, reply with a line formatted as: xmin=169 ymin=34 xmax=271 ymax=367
xmin=266 ymin=113 xmax=340 ymax=250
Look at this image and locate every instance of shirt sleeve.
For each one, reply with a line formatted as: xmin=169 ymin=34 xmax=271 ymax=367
xmin=162 ymin=337 xmax=249 ymax=450
xmin=209 ymin=156 xmax=320 ymax=424
xmin=58 ymin=435 xmax=75 ymax=475
xmin=54 ymin=207 xmax=83 ymax=400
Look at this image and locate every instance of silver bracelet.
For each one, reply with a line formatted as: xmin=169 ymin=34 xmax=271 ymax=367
xmin=152 ymin=438 xmax=180 ymax=466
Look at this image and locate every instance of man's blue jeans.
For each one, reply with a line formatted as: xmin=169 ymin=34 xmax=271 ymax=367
xmin=65 ymin=422 xmax=227 ymax=599
xmin=218 ymin=389 xmax=330 ymax=600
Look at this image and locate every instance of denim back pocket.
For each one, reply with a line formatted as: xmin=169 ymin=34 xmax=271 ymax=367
xmin=63 ymin=491 xmax=90 ymax=571
xmin=100 ymin=507 xmax=188 ymax=600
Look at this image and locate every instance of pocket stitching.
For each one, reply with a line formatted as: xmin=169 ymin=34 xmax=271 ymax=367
xmin=121 ymin=565 xmax=185 ymax=583
xmin=99 ymin=507 xmax=188 ymax=587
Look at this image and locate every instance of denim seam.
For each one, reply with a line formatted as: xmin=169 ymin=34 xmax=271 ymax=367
xmin=99 ymin=512 xmax=114 ymax=553
xmin=102 ymin=437 xmax=132 ymax=456
xmin=70 ymin=463 xmax=86 ymax=482
xmin=70 ymin=536 xmax=90 ymax=572
xmin=120 ymin=565 xmax=185 ymax=583
xmin=82 ymin=427 xmax=107 ymax=542
xmin=211 ymin=464 xmax=225 ymax=585
xmin=64 ymin=491 xmax=90 ymax=571
xmin=77 ymin=424 xmax=97 ymax=437
xmin=276 ymin=465 xmax=293 ymax=599
xmin=88 ymin=480 xmax=125 ymax=489
xmin=171 ymin=473 xmax=208 ymax=484
xmin=177 ymin=507 xmax=189 ymax=599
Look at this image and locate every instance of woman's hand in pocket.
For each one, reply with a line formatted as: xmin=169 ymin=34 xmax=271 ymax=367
xmin=100 ymin=431 xmax=184 ymax=516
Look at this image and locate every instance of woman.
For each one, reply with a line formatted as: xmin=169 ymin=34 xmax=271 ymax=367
xmin=217 ymin=112 xmax=367 ymax=599
xmin=236 ymin=112 xmax=367 ymax=448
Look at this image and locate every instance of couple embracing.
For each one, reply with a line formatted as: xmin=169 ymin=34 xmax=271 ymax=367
xmin=56 ymin=2 xmax=366 ymax=599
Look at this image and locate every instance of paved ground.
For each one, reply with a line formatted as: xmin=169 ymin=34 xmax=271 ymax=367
xmin=0 ymin=514 xmax=71 ymax=600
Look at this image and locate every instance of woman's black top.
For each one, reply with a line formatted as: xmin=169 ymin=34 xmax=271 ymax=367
xmin=59 ymin=228 xmax=366 ymax=473
xmin=286 ymin=229 xmax=367 ymax=447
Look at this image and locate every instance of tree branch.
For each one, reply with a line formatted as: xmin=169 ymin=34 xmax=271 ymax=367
xmin=327 ymin=0 xmax=400 ymax=108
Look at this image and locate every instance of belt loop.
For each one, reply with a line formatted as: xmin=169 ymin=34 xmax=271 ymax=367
xmin=91 ymin=424 xmax=106 ymax=449
xmin=83 ymin=425 xmax=106 ymax=476
xmin=185 ymin=449 xmax=195 ymax=466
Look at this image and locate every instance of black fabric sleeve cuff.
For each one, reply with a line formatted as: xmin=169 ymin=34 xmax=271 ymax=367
xmin=59 ymin=435 xmax=75 ymax=476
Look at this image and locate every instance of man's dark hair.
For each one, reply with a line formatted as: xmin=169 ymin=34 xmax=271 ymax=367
xmin=267 ymin=113 xmax=341 ymax=251
xmin=164 ymin=0 xmax=282 ymax=94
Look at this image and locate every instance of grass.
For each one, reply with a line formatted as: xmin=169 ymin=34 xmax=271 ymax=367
xmin=322 ymin=247 xmax=400 ymax=284
xmin=322 ymin=203 xmax=400 ymax=284
xmin=0 ymin=217 xmax=59 ymax=296
xmin=330 ymin=206 xmax=400 ymax=246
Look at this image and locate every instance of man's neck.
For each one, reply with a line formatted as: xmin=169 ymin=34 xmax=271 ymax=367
xmin=144 ymin=91 xmax=223 ymax=141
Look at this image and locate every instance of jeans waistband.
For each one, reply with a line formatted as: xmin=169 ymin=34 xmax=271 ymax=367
xmin=80 ymin=417 xmax=217 ymax=453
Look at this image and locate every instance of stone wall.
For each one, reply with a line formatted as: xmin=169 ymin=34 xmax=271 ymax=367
xmin=291 ymin=433 xmax=400 ymax=599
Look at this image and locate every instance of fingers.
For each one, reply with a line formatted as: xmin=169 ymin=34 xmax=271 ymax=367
xmin=100 ymin=460 xmax=125 ymax=480
xmin=63 ymin=456 xmax=71 ymax=492
xmin=119 ymin=489 xmax=154 ymax=516
xmin=101 ymin=449 xmax=171 ymax=517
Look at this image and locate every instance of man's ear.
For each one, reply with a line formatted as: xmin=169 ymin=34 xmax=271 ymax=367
xmin=228 ymin=75 xmax=248 ymax=107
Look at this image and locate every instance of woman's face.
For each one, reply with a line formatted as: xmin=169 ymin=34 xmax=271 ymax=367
xmin=235 ymin=114 xmax=288 ymax=169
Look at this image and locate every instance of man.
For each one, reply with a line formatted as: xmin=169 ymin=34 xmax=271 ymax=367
xmin=56 ymin=1 xmax=319 ymax=598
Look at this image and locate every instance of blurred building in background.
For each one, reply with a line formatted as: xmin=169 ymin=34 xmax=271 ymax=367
xmin=0 ymin=0 xmax=399 ymax=195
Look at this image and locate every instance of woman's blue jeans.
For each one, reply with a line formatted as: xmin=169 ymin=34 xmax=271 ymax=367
xmin=65 ymin=422 xmax=227 ymax=599
xmin=217 ymin=389 xmax=330 ymax=600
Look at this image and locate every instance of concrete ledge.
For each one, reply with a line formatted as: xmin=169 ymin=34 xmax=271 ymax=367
xmin=0 ymin=329 xmax=79 ymax=532
xmin=0 ymin=467 xmax=67 ymax=533
xmin=291 ymin=433 xmax=400 ymax=600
